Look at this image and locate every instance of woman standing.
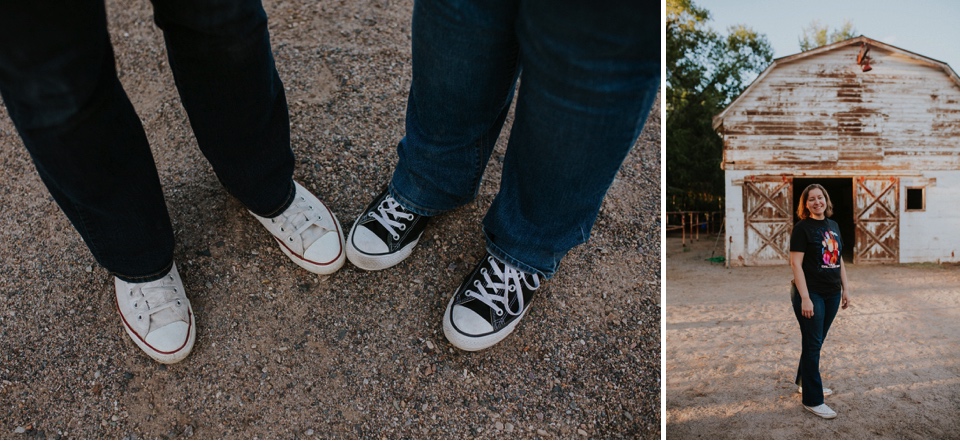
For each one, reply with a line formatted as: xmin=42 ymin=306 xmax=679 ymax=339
xmin=790 ymin=184 xmax=851 ymax=419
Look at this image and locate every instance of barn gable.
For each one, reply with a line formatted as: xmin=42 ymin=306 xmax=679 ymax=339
xmin=715 ymin=36 xmax=960 ymax=172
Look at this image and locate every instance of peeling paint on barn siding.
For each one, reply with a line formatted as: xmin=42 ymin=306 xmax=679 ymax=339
xmin=716 ymin=37 xmax=960 ymax=172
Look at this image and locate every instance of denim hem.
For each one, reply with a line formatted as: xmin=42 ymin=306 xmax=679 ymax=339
xmin=484 ymin=233 xmax=552 ymax=280
xmin=112 ymin=260 xmax=174 ymax=284
xmin=388 ymin=182 xmax=453 ymax=218
xmin=255 ymin=179 xmax=296 ymax=218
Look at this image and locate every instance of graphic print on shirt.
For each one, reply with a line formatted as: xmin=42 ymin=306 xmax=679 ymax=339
xmin=819 ymin=229 xmax=841 ymax=268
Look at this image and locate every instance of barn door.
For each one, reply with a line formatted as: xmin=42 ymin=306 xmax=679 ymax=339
xmin=743 ymin=176 xmax=793 ymax=265
xmin=854 ymin=176 xmax=899 ymax=264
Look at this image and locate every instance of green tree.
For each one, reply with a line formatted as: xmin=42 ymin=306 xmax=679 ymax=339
xmin=666 ymin=0 xmax=773 ymax=212
xmin=799 ymin=19 xmax=858 ymax=51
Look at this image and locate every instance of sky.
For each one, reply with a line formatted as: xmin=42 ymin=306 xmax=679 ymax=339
xmin=693 ymin=0 xmax=960 ymax=72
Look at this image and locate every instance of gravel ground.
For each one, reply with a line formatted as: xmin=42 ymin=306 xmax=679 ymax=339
xmin=0 ymin=0 xmax=661 ymax=439
xmin=666 ymin=236 xmax=960 ymax=439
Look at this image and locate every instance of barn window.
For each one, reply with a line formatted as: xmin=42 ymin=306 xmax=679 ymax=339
xmin=905 ymin=187 xmax=925 ymax=211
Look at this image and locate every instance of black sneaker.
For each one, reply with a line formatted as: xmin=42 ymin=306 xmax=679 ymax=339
xmin=442 ymin=253 xmax=541 ymax=351
xmin=346 ymin=188 xmax=430 ymax=270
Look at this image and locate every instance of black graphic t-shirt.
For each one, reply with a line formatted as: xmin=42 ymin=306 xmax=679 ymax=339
xmin=789 ymin=218 xmax=843 ymax=293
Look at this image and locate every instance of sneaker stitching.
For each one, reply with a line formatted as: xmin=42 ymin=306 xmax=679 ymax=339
xmin=115 ymin=292 xmax=192 ymax=355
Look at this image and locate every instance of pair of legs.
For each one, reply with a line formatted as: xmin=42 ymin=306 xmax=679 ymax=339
xmin=791 ymin=286 xmax=842 ymax=408
xmin=0 ymin=0 xmax=345 ymax=363
xmin=391 ymin=0 xmax=659 ymax=277
xmin=0 ymin=0 xmax=295 ymax=281
xmin=346 ymin=0 xmax=659 ymax=350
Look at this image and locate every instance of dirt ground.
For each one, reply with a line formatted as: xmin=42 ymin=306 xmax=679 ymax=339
xmin=0 ymin=0 xmax=661 ymax=439
xmin=666 ymin=234 xmax=960 ymax=439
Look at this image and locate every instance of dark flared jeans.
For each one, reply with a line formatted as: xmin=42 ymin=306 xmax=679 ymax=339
xmin=388 ymin=0 xmax=660 ymax=278
xmin=791 ymin=284 xmax=842 ymax=406
xmin=0 ymin=0 xmax=295 ymax=282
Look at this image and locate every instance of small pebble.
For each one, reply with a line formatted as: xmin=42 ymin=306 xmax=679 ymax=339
xmin=183 ymin=425 xmax=193 ymax=437
xmin=504 ymin=423 xmax=514 ymax=432
xmin=578 ymin=429 xmax=588 ymax=436
xmin=624 ymin=411 xmax=634 ymax=421
xmin=305 ymin=429 xmax=314 ymax=436
xmin=14 ymin=427 xmax=26 ymax=434
xmin=425 ymin=340 xmax=435 ymax=350
xmin=537 ymin=429 xmax=549 ymax=436
xmin=495 ymin=422 xmax=503 ymax=431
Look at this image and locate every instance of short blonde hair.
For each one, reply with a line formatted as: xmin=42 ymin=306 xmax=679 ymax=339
xmin=797 ymin=183 xmax=834 ymax=219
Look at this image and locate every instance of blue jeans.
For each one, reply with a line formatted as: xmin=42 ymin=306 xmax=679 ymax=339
xmin=791 ymin=284 xmax=842 ymax=406
xmin=0 ymin=0 xmax=295 ymax=282
xmin=388 ymin=0 xmax=660 ymax=278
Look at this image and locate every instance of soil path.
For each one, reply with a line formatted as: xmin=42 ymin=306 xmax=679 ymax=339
xmin=666 ymin=235 xmax=960 ymax=439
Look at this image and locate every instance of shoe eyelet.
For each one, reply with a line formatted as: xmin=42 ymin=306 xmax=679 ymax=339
xmin=280 ymin=228 xmax=285 ymax=232
xmin=137 ymin=315 xmax=143 ymax=321
xmin=495 ymin=309 xmax=504 ymax=317
xmin=398 ymin=225 xmax=406 ymax=231
xmin=177 ymin=300 xmax=182 ymax=306
xmin=288 ymin=237 xmax=294 ymax=242
xmin=392 ymin=234 xmax=400 ymax=240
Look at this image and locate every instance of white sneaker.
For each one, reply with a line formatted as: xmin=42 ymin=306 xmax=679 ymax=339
xmin=798 ymin=386 xmax=833 ymax=396
xmin=115 ymin=263 xmax=195 ymax=364
xmin=803 ymin=403 xmax=837 ymax=419
xmin=251 ymin=181 xmax=345 ymax=275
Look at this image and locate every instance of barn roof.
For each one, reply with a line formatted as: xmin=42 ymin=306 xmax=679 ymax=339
xmin=713 ymin=35 xmax=960 ymax=131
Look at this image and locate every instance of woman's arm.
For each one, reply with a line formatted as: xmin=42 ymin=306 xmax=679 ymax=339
xmin=839 ymin=257 xmax=851 ymax=309
xmin=790 ymin=251 xmax=814 ymax=318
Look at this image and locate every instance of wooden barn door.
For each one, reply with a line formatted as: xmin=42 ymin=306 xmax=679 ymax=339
xmin=854 ymin=176 xmax=899 ymax=264
xmin=743 ymin=176 xmax=792 ymax=265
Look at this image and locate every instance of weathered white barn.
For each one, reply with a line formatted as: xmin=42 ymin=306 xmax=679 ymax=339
xmin=715 ymin=36 xmax=960 ymax=266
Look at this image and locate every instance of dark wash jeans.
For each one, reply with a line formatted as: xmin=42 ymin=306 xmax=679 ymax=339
xmin=0 ymin=0 xmax=295 ymax=282
xmin=791 ymin=283 xmax=842 ymax=407
xmin=388 ymin=0 xmax=660 ymax=278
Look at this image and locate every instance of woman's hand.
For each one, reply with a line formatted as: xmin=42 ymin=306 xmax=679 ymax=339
xmin=801 ymin=296 xmax=814 ymax=318
xmin=841 ymin=290 xmax=851 ymax=309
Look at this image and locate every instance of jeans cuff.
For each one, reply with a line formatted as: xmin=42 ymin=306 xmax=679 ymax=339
xmin=484 ymin=233 xmax=552 ymax=280
xmin=112 ymin=260 xmax=174 ymax=284
xmin=388 ymin=182 xmax=450 ymax=217
xmin=256 ymin=179 xmax=296 ymax=218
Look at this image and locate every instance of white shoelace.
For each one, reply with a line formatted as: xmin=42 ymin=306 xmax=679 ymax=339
xmin=465 ymin=256 xmax=541 ymax=317
xmin=368 ymin=195 xmax=415 ymax=241
xmin=128 ymin=274 xmax=184 ymax=327
xmin=271 ymin=197 xmax=327 ymax=249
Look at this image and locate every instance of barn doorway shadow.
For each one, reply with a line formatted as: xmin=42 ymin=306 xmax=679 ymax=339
xmin=792 ymin=178 xmax=855 ymax=263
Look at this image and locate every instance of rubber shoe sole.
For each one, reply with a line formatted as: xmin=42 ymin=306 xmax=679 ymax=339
xmin=803 ymin=404 xmax=837 ymax=419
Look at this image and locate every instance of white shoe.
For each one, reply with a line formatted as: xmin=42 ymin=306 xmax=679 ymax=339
xmin=798 ymin=386 xmax=833 ymax=396
xmin=252 ymin=181 xmax=345 ymax=275
xmin=803 ymin=403 xmax=837 ymax=419
xmin=115 ymin=263 xmax=195 ymax=364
